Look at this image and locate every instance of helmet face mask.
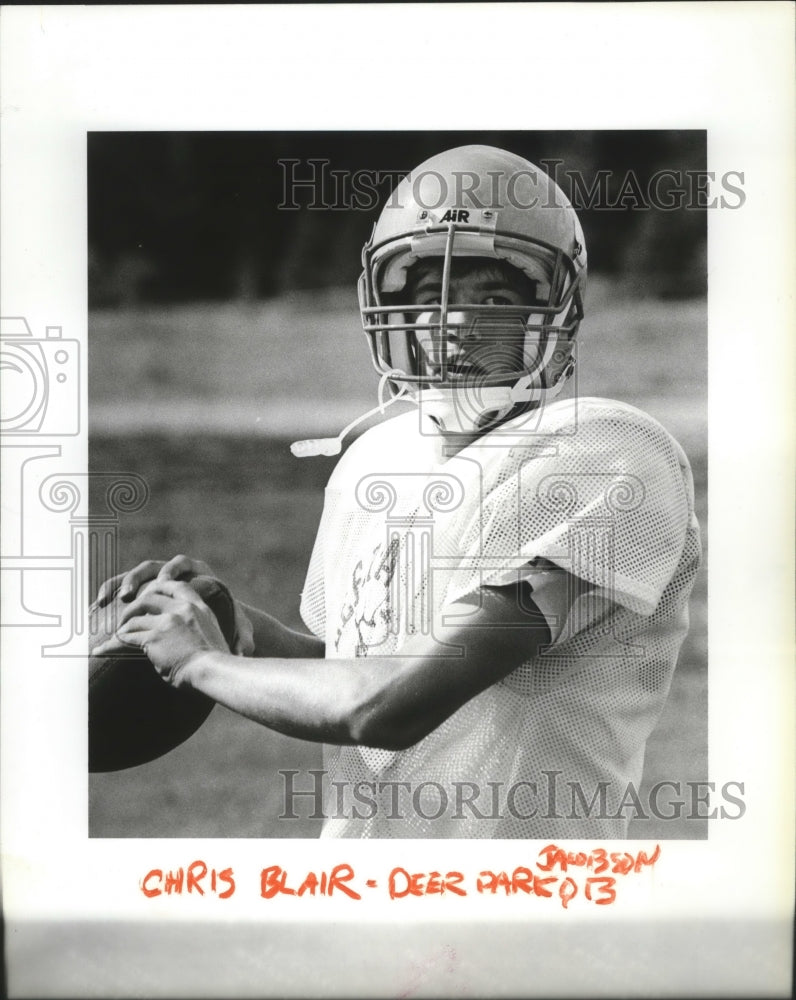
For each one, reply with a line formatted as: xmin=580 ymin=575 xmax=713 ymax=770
xmin=358 ymin=146 xmax=587 ymax=426
xmin=361 ymin=231 xmax=583 ymax=392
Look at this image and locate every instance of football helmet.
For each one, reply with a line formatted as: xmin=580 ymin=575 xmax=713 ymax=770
xmin=358 ymin=145 xmax=587 ymax=430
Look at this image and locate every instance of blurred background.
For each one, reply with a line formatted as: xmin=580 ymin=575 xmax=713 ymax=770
xmin=89 ymin=131 xmax=707 ymax=306
xmin=88 ymin=131 xmax=707 ymax=839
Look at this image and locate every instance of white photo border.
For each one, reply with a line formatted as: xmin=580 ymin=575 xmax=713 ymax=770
xmin=1 ymin=4 xmax=794 ymax=997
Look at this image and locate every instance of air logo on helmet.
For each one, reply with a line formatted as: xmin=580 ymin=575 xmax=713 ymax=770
xmin=439 ymin=209 xmax=470 ymax=224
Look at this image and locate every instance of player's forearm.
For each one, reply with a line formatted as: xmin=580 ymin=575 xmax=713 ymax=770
xmin=238 ymin=602 xmax=324 ymax=659
xmin=182 ymin=645 xmax=470 ymax=750
xmin=180 ymin=589 xmax=550 ymax=750
xmin=184 ymin=649 xmax=403 ymax=747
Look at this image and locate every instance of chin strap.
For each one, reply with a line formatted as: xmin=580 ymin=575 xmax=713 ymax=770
xmin=290 ymin=371 xmax=411 ymax=457
xmin=508 ymin=333 xmax=562 ymax=403
xmin=290 ymin=342 xmax=575 ymax=457
xmin=423 ymin=334 xmax=574 ymax=434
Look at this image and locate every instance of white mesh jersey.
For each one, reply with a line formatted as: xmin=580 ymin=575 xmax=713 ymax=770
xmin=300 ymin=397 xmax=701 ymax=838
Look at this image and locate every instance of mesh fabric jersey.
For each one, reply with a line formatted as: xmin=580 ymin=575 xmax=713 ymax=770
xmin=300 ymin=397 xmax=701 ymax=838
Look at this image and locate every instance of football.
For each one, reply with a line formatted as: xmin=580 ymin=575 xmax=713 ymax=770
xmin=89 ymin=575 xmax=238 ymax=772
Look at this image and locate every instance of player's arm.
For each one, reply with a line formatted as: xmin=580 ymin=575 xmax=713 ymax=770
xmin=101 ymin=579 xmax=550 ymax=751
xmin=237 ymin=601 xmax=324 ymax=659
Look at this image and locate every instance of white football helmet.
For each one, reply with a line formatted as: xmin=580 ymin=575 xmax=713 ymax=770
xmin=358 ymin=145 xmax=587 ymax=431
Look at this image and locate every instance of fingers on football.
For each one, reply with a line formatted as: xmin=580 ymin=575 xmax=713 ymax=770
xmin=111 ymin=559 xmax=168 ymax=603
xmin=157 ymin=554 xmax=213 ymax=583
xmin=96 ymin=556 xmax=214 ymax=608
xmin=94 ymin=572 xmax=127 ymax=609
xmin=118 ymin=603 xmax=198 ymax=641
xmin=115 ymin=613 xmax=161 ymax=645
xmin=93 ymin=631 xmax=143 ymax=656
xmin=95 ymin=563 xmax=163 ymax=609
xmin=117 ymin=582 xmax=205 ymax=629
xmin=145 ymin=578 xmax=208 ymax=606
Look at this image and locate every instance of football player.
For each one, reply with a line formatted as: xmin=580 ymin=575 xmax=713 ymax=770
xmin=95 ymin=146 xmax=701 ymax=838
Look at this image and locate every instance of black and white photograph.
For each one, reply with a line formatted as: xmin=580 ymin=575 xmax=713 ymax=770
xmin=1 ymin=5 xmax=793 ymax=999
xmin=87 ymin=131 xmax=710 ymax=844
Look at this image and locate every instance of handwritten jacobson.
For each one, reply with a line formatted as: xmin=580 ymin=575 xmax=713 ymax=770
xmin=95 ymin=146 xmax=702 ymax=839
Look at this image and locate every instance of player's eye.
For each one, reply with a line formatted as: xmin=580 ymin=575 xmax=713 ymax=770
xmin=483 ymin=294 xmax=513 ymax=306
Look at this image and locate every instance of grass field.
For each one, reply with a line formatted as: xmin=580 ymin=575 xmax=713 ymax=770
xmin=88 ymin=283 xmax=707 ymax=840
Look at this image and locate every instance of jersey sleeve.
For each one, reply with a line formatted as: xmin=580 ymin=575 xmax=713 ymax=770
xmin=445 ymin=403 xmax=692 ymax=618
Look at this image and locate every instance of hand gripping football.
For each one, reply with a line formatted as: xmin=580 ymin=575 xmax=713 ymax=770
xmin=88 ymin=575 xmax=238 ymax=772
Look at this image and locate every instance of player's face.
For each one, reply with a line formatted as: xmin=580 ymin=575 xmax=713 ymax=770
xmin=404 ymin=258 xmax=548 ymax=380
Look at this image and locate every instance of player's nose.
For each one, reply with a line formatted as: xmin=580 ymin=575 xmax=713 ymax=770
xmin=416 ymin=311 xmax=468 ymax=364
